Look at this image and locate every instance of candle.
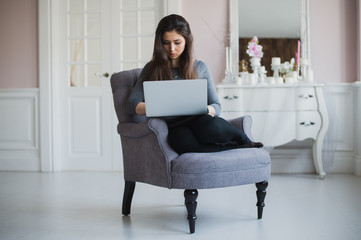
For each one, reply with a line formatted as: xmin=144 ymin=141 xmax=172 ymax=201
xmin=229 ymin=48 xmax=232 ymax=71
xmin=307 ymin=69 xmax=314 ymax=82
xmin=272 ymin=57 xmax=281 ymax=65
xmin=295 ymin=40 xmax=300 ymax=67
xmin=285 ymin=77 xmax=295 ymax=84
xmin=295 ymin=52 xmax=299 ymax=67
xmin=276 ymin=77 xmax=283 ymax=84
xmin=267 ymin=77 xmax=275 ymax=84
xmin=248 ymin=74 xmax=256 ymax=85
xmin=290 ymin=71 xmax=298 ymax=79
xmin=225 ymin=47 xmax=229 ymax=71
xmin=259 ymin=66 xmax=266 ymax=73
xmin=301 ymin=58 xmax=308 ymax=65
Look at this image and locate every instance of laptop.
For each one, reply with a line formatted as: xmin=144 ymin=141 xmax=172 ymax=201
xmin=143 ymin=79 xmax=208 ymax=117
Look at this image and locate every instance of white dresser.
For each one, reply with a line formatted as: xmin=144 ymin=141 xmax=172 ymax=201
xmin=217 ymin=83 xmax=329 ymax=178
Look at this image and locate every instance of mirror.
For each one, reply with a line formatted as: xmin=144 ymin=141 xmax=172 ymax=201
xmin=229 ymin=0 xmax=310 ymax=77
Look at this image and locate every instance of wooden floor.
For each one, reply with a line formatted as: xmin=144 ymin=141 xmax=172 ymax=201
xmin=0 ymin=172 xmax=360 ymax=240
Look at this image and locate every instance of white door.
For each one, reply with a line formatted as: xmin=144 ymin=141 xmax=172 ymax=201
xmin=57 ymin=0 xmax=161 ymax=170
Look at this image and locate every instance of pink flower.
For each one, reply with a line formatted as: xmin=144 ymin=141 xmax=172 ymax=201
xmin=246 ymin=36 xmax=263 ymax=59
xmin=251 ymin=36 xmax=258 ymax=43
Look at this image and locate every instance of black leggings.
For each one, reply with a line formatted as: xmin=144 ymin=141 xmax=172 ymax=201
xmin=167 ymin=114 xmax=252 ymax=154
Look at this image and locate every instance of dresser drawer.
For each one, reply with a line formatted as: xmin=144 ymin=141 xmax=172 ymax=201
xmin=241 ymin=88 xmax=295 ymax=111
xmin=296 ymin=111 xmax=321 ymax=140
xmin=218 ymin=88 xmax=243 ymax=111
xmin=219 ymin=87 xmax=317 ymax=112
xmin=295 ymin=87 xmax=318 ymax=110
xmin=220 ymin=88 xmax=296 ymax=111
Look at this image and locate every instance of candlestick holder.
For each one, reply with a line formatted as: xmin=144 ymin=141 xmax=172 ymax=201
xmin=250 ymin=58 xmax=261 ymax=82
xmin=239 ymin=59 xmax=249 ymax=73
xmin=300 ymin=63 xmax=308 ymax=81
xmin=223 ymin=70 xmax=235 ymax=83
xmin=258 ymin=67 xmax=267 ymax=84
xmin=294 ymin=66 xmax=300 ymax=82
xmin=251 ymin=66 xmax=260 ymax=82
xmin=271 ymin=64 xmax=281 ymax=78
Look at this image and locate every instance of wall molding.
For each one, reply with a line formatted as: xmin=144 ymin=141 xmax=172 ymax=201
xmin=0 ymin=83 xmax=358 ymax=174
xmin=354 ymin=154 xmax=361 ymax=176
xmin=353 ymin=82 xmax=361 ymax=176
xmin=0 ymin=89 xmax=40 ymax=171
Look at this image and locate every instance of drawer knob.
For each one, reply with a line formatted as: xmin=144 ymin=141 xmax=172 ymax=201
xmin=224 ymin=95 xmax=239 ymax=100
xmin=300 ymin=121 xmax=315 ymax=126
xmin=299 ymin=94 xmax=314 ymax=99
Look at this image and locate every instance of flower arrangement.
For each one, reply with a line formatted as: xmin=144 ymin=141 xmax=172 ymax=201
xmin=280 ymin=58 xmax=295 ymax=74
xmin=246 ymin=36 xmax=263 ymax=59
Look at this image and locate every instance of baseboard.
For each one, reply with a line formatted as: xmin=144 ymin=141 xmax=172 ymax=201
xmin=323 ymin=150 xmax=355 ymax=173
xmin=0 ymin=150 xmax=40 ymax=171
xmin=270 ymin=148 xmax=315 ymax=174
xmin=270 ymin=147 xmax=355 ymax=174
xmin=354 ymin=154 xmax=361 ymax=176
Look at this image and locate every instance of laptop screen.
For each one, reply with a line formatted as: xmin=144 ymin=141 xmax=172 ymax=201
xmin=143 ymin=79 xmax=208 ymax=117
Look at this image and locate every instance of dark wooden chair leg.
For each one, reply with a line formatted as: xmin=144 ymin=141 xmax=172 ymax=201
xmin=184 ymin=189 xmax=198 ymax=234
xmin=122 ymin=181 xmax=136 ymax=216
xmin=256 ymin=181 xmax=268 ymax=219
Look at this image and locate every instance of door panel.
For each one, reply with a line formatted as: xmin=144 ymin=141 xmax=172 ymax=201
xmin=68 ymin=97 xmax=102 ymax=157
xmin=111 ymin=0 xmax=158 ymax=70
xmin=59 ymin=0 xmax=160 ymax=170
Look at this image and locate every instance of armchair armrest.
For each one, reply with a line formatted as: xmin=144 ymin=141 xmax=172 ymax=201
xmin=119 ymin=118 xmax=178 ymax=188
xmin=118 ymin=118 xmax=178 ymax=161
xmin=117 ymin=121 xmax=153 ymax=138
xmin=148 ymin=118 xmax=179 ymax=160
xmin=228 ymin=115 xmax=255 ymax=141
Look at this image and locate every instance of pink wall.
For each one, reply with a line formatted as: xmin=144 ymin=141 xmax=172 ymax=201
xmin=0 ymin=0 xmax=38 ymax=88
xmin=0 ymin=0 xmax=358 ymax=88
xmin=182 ymin=0 xmax=229 ymax=83
xmin=310 ymin=0 xmax=357 ymax=83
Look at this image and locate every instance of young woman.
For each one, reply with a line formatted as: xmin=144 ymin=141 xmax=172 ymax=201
xmin=126 ymin=14 xmax=263 ymax=154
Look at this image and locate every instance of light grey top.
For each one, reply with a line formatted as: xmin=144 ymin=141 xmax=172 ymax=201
xmin=126 ymin=60 xmax=221 ymax=123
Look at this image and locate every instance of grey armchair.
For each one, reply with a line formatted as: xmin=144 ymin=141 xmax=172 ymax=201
xmin=110 ymin=69 xmax=271 ymax=234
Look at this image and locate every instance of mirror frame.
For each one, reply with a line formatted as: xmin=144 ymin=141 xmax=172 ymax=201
xmin=229 ymin=0 xmax=310 ymax=77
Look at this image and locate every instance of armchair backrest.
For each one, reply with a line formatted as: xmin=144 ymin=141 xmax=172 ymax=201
xmin=110 ymin=69 xmax=146 ymax=124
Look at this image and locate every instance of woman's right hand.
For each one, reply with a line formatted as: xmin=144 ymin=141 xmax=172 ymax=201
xmin=207 ymin=105 xmax=216 ymax=117
xmin=135 ymin=102 xmax=146 ymax=116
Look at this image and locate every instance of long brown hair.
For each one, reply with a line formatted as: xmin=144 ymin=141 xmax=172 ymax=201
xmin=148 ymin=14 xmax=197 ymax=81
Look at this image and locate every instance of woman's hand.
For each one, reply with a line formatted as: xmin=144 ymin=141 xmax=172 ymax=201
xmin=135 ymin=102 xmax=146 ymax=115
xmin=207 ymin=105 xmax=216 ymax=117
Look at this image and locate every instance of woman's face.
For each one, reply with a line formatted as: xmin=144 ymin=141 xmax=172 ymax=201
xmin=162 ymin=30 xmax=186 ymax=63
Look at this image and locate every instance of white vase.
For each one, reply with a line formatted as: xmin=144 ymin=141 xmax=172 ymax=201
xmin=250 ymin=57 xmax=261 ymax=69
xmin=249 ymin=57 xmax=261 ymax=82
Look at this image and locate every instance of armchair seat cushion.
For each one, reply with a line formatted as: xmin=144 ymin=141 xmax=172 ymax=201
xmin=171 ymin=148 xmax=270 ymax=189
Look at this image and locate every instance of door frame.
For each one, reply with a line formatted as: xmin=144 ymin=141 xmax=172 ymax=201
xmin=38 ymin=0 xmax=181 ymax=171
